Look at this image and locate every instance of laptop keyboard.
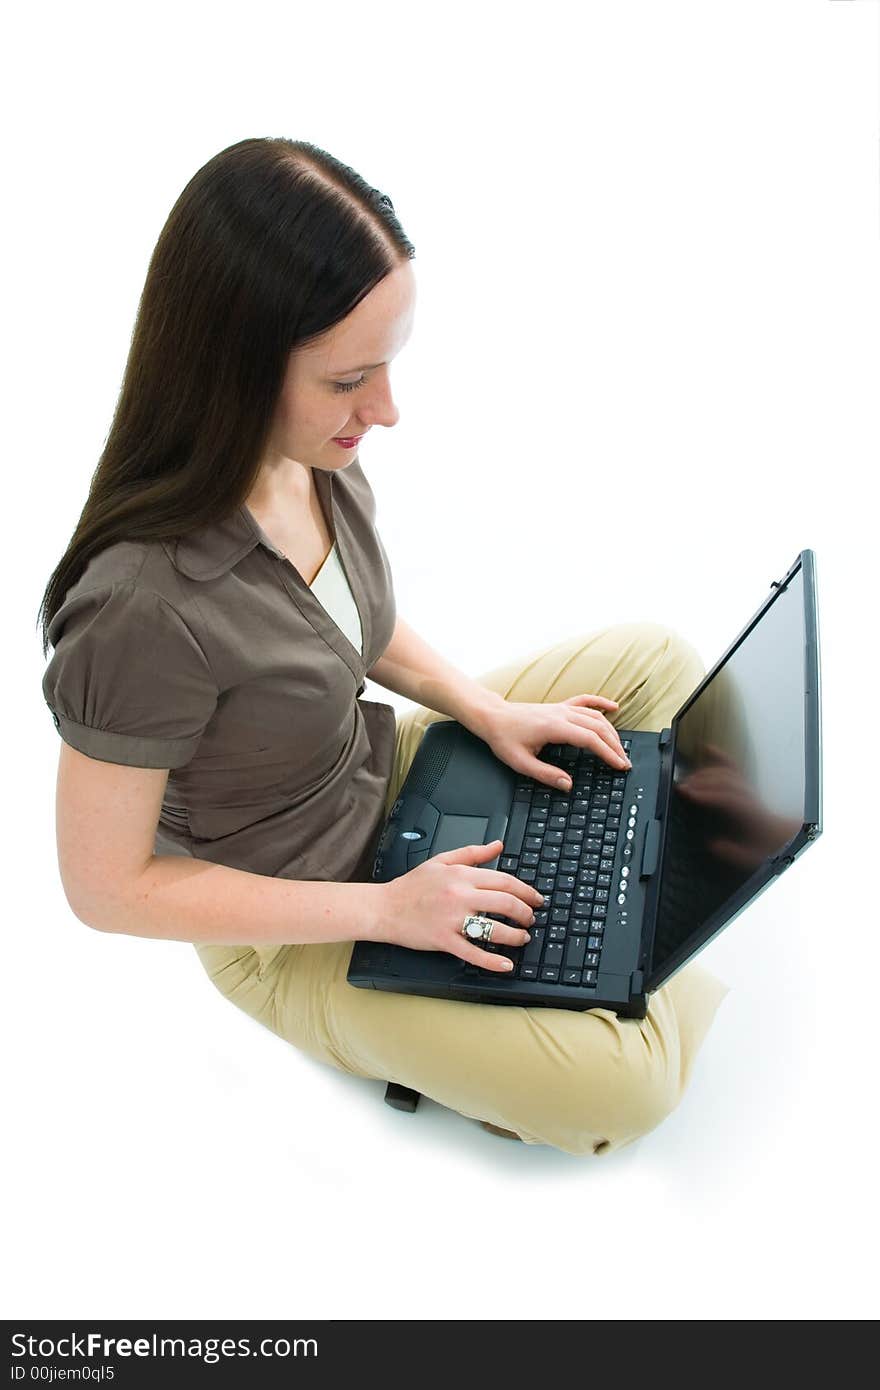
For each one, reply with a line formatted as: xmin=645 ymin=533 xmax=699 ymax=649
xmin=465 ymin=738 xmax=633 ymax=987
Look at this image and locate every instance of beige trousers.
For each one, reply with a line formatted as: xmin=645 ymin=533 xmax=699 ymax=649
xmin=194 ymin=622 xmax=730 ymax=1156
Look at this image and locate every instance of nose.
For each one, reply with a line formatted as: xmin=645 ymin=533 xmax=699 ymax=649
xmin=354 ymin=370 xmax=400 ymax=431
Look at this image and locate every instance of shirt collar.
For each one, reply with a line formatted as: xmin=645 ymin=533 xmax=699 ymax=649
xmin=163 ymin=466 xmax=338 ymax=581
xmin=162 ymin=505 xmax=283 ymax=581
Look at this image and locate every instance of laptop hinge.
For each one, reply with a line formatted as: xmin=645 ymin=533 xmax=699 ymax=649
xmin=658 ymin=726 xmax=673 ymax=748
xmin=770 ymin=854 xmax=797 ymax=875
xmin=628 ymin=970 xmax=649 ymax=1019
xmin=640 ymin=819 xmax=662 ymax=878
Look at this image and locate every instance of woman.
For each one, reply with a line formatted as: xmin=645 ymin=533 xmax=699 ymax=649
xmin=38 ymin=136 xmax=729 ymax=1156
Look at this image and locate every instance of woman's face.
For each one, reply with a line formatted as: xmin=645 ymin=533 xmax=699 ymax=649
xmin=267 ymin=259 xmax=417 ymax=475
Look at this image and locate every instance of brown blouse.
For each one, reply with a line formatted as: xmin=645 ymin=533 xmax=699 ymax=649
xmin=42 ymin=459 xmax=398 ymax=895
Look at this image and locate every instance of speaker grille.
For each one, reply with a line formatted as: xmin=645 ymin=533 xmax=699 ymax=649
xmin=406 ymin=725 xmax=456 ymax=799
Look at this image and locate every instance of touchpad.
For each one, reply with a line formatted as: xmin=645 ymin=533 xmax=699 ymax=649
xmin=433 ymin=813 xmax=490 ymax=855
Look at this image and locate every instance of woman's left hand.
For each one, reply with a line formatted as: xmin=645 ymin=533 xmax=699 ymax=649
xmin=473 ymin=694 xmax=631 ymax=790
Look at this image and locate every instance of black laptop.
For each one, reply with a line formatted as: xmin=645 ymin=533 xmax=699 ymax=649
xmin=348 ymin=550 xmax=823 ymax=1019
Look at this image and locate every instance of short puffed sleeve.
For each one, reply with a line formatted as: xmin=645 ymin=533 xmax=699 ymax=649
xmin=42 ymin=582 xmax=218 ymax=768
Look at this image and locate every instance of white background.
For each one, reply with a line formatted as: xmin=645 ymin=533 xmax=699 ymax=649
xmin=5 ymin=0 xmax=878 ymax=1322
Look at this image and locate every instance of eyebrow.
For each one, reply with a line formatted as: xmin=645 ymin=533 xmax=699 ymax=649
xmin=331 ymin=360 xmax=386 ymax=376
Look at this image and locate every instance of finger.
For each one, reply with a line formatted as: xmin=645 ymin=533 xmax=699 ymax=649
xmin=440 ymin=838 xmax=504 ymax=864
xmin=453 ymin=916 xmax=531 ymax=971
xmin=471 ymin=890 xmax=536 ymax=932
xmin=565 ymin=694 xmax=619 ymax=709
xmin=456 ymin=942 xmax=518 ymax=972
xmin=475 ymin=871 xmax=544 ymax=908
xmin=567 ymin=708 xmax=627 ymax=759
xmin=566 ymin=719 xmax=630 ymax=768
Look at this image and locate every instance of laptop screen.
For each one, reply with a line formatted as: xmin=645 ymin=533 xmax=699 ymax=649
xmin=648 ymin=562 xmax=811 ymax=981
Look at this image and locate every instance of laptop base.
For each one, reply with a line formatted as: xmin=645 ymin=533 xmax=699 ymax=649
xmin=348 ymin=942 xmax=649 ymax=1018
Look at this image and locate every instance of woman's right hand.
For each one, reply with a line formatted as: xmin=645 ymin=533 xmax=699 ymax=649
xmin=378 ymin=838 xmax=541 ymax=972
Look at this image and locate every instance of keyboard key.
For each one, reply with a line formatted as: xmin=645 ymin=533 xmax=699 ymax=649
xmin=563 ymin=969 xmax=581 ymax=985
xmin=522 ymin=930 xmax=544 ymax=965
xmin=564 ymin=937 xmax=587 ymax=970
xmin=540 ymin=966 xmax=560 ymax=982
xmin=504 ymin=801 xmax=530 ymax=856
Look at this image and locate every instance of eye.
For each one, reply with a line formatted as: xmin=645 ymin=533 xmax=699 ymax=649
xmin=333 ymin=376 xmax=366 ymax=394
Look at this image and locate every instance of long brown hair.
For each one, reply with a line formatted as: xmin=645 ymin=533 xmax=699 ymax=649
xmin=36 ymin=137 xmax=416 ymax=657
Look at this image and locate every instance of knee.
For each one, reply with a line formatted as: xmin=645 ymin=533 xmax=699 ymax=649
xmin=610 ymin=622 xmax=705 ymax=728
xmin=665 ymin=626 xmax=706 ymax=691
xmin=601 ymin=1057 xmax=681 ymax=1152
xmin=635 ymin=621 xmax=705 ymax=687
xmin=535 ymin=1042 xmax=682 ymax=1158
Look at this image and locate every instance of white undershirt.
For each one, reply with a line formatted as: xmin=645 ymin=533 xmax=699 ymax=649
xmin=308 ymin=542 xmax=364 ymax=656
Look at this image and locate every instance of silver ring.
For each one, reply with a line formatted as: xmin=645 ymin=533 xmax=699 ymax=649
xmin=460 ymin=914 xmax=495 ymax=944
